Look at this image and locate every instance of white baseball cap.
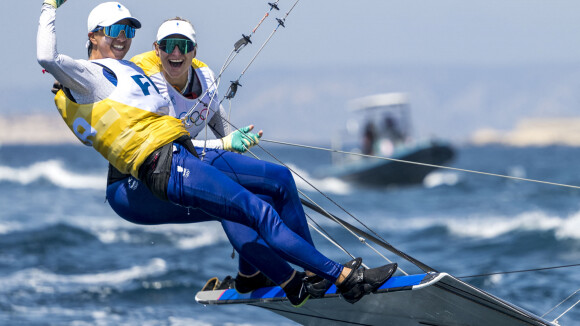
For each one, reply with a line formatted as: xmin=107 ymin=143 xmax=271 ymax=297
xmin=156 ymin=19 xmax=196 ymax=43
xmin=87 ymin=2 xmax=141 ymax=33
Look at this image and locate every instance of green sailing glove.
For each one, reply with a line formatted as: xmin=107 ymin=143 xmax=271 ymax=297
xmin=43 ymin=0 xmax=67 ymax=9
xmin=222 ymin=125 xmax=262 ymax=153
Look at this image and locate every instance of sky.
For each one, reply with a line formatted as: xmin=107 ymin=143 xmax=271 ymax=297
xmin=6 ymin=0 xmax=580 ymax=143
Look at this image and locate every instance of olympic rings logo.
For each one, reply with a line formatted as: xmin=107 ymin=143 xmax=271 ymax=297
xmin=179 ymin=108 xmax=209 ymax=126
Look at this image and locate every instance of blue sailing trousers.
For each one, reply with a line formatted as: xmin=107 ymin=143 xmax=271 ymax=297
xmin=106 ymin=145 xmax=343 ymax=284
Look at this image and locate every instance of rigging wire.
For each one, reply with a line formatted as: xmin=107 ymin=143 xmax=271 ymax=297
xmin=182 ymin=0 xmax=302 ymax=127
xmin=220 ymin=0 xmax=301 ymax=105
xmin=183 ymin=0 xmax=301 ymax=161
xmin=262 ymin=138 xmax=580 ymax=190
xmin=300 ymin=193 xmax=401 ymax=272
xmin=181 ymin=1 xmax=281 ymax=127
xmin=457 ymin=263 xmax=580 ymax=279
xmin=550 ymin=292 xmax=580 ymax=324
xmin=543 ymin=288 xmax=580 ymax=318
xmin=306 ymin=219 xmax=360 ymax=264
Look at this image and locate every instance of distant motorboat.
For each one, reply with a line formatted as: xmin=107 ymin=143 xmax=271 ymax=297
xmin=317 ymin=92 xmax=455 ymax=186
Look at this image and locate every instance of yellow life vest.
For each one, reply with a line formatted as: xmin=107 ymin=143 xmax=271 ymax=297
xmin=54 ymin=58 xmax=189 ymax=178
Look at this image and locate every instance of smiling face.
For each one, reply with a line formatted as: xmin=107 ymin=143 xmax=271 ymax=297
xmin=154 ymin=34 xmax=197 ymax=89
xmin=88 ymin=19 xmax=134 ymax=60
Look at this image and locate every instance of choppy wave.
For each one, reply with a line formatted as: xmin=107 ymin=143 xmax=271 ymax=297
xmin=62 ymin=218 xmax=228 ymax=250
xmin=448 ymin=210 xmax=580 ymax=240
xmin=93 ymin=223 xmax=227 ymax=250
xmin=0 ymin=258 xmax=167 ymax=293
xmin=0 ymin=216 xmax=228 ymax=253
xmin=445 ymin=211 xmax=560 ymax=239
xmin=288 ymin=164 xmax=351 ymax=195
xmin=389 ymin=210 xmax=580 ymax=240
xmin=0 ymin=160 xmax=352 ymax=196
xmin=0 ymin=160 xmax=105 ymax=190
xmin=0 ymin=221 xmax=22 ymax=235
xmin=423 ymin=171 xmax=460 ymax=188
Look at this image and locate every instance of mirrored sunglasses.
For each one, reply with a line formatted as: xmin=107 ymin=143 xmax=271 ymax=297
xmin=93 ymin=24 xmax=136 ymax=39
xmin=158 ymin=38 xmax=196 ymax=54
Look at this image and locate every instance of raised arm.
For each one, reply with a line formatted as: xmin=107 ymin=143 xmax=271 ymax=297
xmin=37 ymin=3 xmax=99 ymax=97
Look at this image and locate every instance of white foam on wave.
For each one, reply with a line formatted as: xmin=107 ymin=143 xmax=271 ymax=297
xmin=423 ymin=171 xmax=460 ymax=188
xmin=369 ymin=209 xmax=580 ymax=240
xmin=287 ymin=164 xmax=351 ymax=195
xmin=445 ymin=210 xmax=580 ymax=240
xmin=10 ymin=304 xmax=118 ymax=325
xmin=167 ymin=318 xmax=213 ymax=326
xmin=484 ymin=274 xmax=504 ymax=287
xmin=554 ymin=211 xmax=580 ymax=240
xmin=76 ymin=218 xmax=228 ymax=250
xmin=0 ymin=258 xmax=167 ymax=293
xmin=0 ymin=220 xmax=22 ymax=235
xmin=173 ymin=224 xmax=227 ymax=250
xmin=1 ymin=211 xmax=228 ymax=251
xmin=0 ymin=160 xmax=105 ymax=190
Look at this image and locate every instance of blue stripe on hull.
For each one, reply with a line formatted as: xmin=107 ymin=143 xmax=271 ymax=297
xmin=214 ymin=273 xmax=429 ymax=302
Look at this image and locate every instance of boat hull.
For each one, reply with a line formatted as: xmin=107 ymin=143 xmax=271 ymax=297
xmin=195 ymin=273 xmax=554 ymax=326
xmin=321 ymin=141 xmax=454 ymax=186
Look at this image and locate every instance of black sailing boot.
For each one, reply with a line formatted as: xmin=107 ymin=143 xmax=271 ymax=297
xmin=337 ymin=263 xmax=398 ymax=304
xmin=283 ymin=271 xmax=310 ymax=307
xmin=303 ymin=257 xmax=363 ymax=298
xmin=234 ymin=272 xmax=276 ymax=294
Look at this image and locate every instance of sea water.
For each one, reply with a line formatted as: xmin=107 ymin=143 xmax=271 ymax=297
xmin=0 ymin=143 xmax=579 ymax=325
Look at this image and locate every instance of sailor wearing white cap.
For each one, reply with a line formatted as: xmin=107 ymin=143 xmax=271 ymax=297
xmin=85 ymin=2 xmax=142 ymax=58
